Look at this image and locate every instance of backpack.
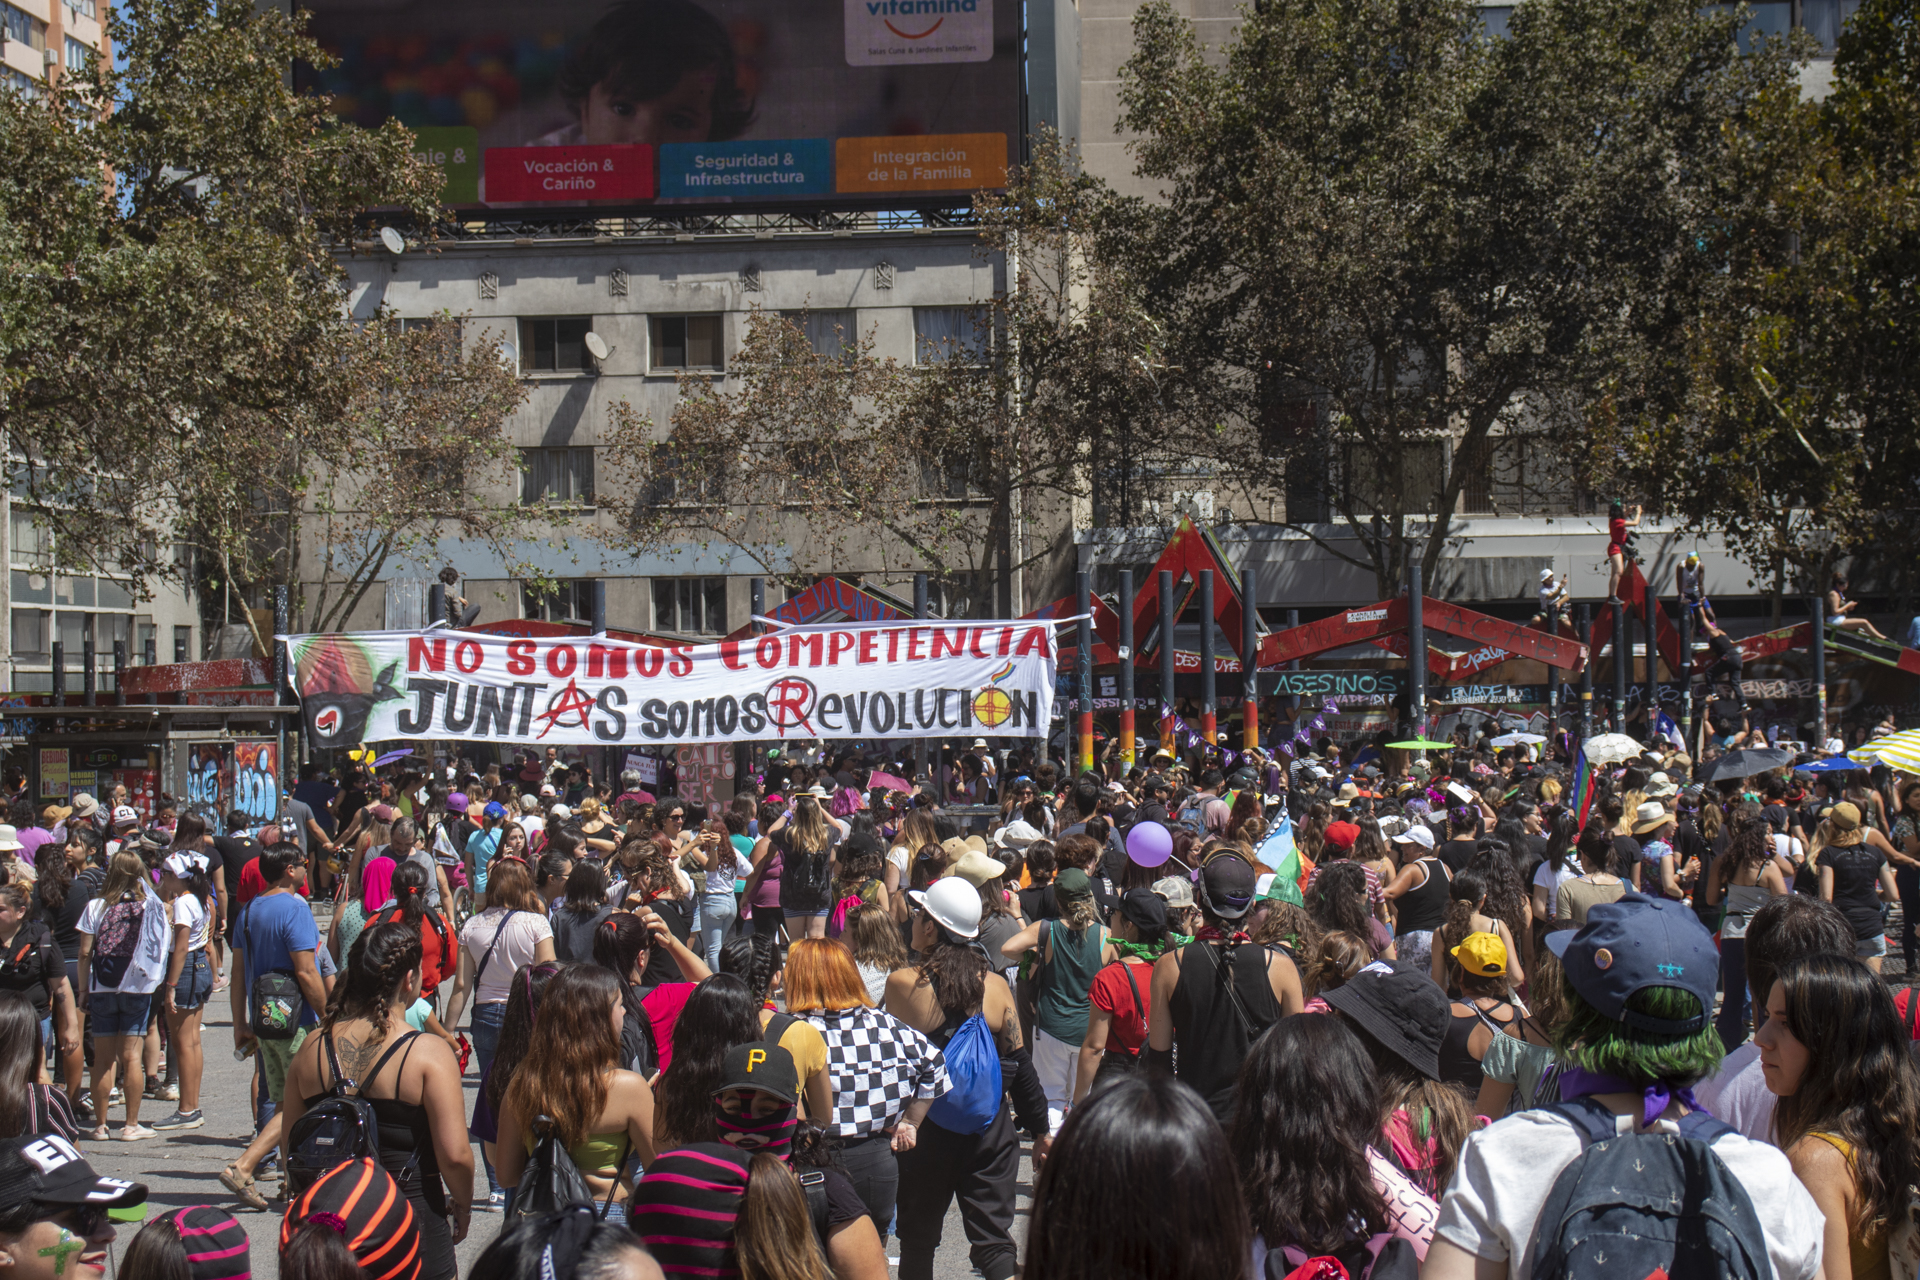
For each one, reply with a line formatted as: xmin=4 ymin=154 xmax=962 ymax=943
xmin=286 ymin=1031 xmax=418 ymax=1198
xmin=1527 ymin=1096 xmax=1771 ymax=1280
xmin=925 ymin=1011 xmax=1004 ymax=1136
xmin=515 ymin=1116 xmax=622 ymax=1222
xmin=242 ymin=901 xmax=305 ymax=1040
xmin=90 ymin=898 xmax=146 ymax=989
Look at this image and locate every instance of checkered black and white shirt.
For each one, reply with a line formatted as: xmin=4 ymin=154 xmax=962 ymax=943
xmin=802 ymin=1005 xmax=950 ymax=1138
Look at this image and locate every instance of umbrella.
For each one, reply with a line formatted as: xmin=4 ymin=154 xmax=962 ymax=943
xmin=1578 ymin=733 xmax=1644 ymax=766
xmin=868 ymin=770 xmax=914 ymax=794
xmin=1853 ymin=730 xmax=1920 ymax=773
xmin=1703 ymin=748 xmax=1796 ymax=783
xmin=371 ymin=749 xmax=417 ymax=768
xmin=1796 ymin=756 xmax=1862 ymax=774
xmin=1386 ymin=739 xmax=1453 ymax=750
xmin=1490 ymin=732 xmax=1547 ymax=747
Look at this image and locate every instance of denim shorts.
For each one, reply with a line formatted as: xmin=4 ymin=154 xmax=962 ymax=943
xmin=91 ymin=990 xmax=154 ymax=1038
xmin=172 ymin=951 xmax=213 ymax=1012
xmin=1857 ymin=933 xmax=1889 ymax=958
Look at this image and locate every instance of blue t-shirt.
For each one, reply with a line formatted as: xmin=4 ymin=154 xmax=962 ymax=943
xmin=240 ymin=891 xmax=321 ymax=1027
xmin=468 ymin=827 xmax=501 ymax=895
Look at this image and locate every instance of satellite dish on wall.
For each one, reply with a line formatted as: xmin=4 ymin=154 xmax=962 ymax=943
xmin=379 ymin=226 xmax=406 ymax=255
xmin=584 ymin=331 xmax=611 ymax=362
xmin=498 ymin=341 xmax=519 ymax=369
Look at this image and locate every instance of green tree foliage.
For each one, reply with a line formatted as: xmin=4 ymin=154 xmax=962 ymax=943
xmin=0 ymin=0 xmax=528 ymax=645
xmin=1114 ymin=0 xmax=1802 ymax=595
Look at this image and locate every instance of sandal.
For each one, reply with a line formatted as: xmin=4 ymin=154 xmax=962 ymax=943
xmin=219 ymin=1165 xmax=269 ymax=1211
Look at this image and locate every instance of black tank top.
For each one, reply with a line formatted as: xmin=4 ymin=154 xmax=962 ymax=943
xmin=306 ymin=1030 xmax=445 ymax=1212
xmin=1168 ymin=941 xmax=1285 ymax=1122
xmin=1437 ymin=999 xmax=1509 ymax=1092
xmin=1395 ymin=858 xmax=1450 ymax=935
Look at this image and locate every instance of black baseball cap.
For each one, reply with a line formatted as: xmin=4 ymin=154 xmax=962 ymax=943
xmin=0 ymin=1135 xmax=147 ymax=1210
xmin=1118 ymin=887 xmax=1169 ymax=935
xmin=1545 ymin=891 xmax=1718 ymax=1035
xmin=1320 ymin=961 xmax=1450 ymax=1080
xmin=714 ymin=1042 xmax=799 ymax=1103
xmin=1198 ymin=852 xmax=1257 ymax=921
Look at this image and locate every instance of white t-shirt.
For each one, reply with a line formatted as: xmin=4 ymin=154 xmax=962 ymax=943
xmin=460 ymin=907 xmax=555 ymax=1005
xmin=1433 ymin=1106 xmax=1822 ymax=1280
xmin=1692 ymin=1042 xmax=1777 ymax=1143
xmin=78 ymin=897 xmax=167 ymax=995
xmin=1531 ymin=862 xmax=1578 ymax=918
xmin=886 ymin=844 xmax=912 ymax=877
xmin=172 ymin=893 xmax=210 ymax=953
xmin=704 ymin=851 xmax=753 ymax=896
xmin=521 ymin=816 xmax=547 ymax=843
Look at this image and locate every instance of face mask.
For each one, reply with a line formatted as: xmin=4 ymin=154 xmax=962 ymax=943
xmin=713 ymin=1096 xmax=797 ymax=1161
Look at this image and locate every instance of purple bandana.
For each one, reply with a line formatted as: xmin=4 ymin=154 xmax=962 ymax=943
xmin=1557 ymin=1067 xmax=1707 ymax=1128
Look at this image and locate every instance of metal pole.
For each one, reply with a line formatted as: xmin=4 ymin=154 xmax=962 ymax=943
xmin=1678 ymin=599 xmax=1694 ymax=753
xmin=1546 ymin=603 xmax=1560 ymax=732
xmin=274 ymin=584 xmax=293 ymax=792
xmin=143 ymin=637 xmax=156 ymax=667
xmin=1118 ymin=570 xmax=1136 ymax=768
xmin=173 ymin=632 xmax=188 ymax=707
xmin=1578 ymin=604 xmax=1593 ymax=742
xmin=1075 ymin=571 xmax=1095 ymax=776
xmin=1198 ymin=569 xmax=1216 ymax=745
xmin=82 ymin=638 xmax=95 ymax=707
xmin=51 ymin=641 xmax=65 ymax=702
xmin=1285 ymin=608 xmax=1300 ymax=715
xmin=1159 ymin=569 xmax=1176 ymax=755
xmin=591 ymin=579 xmax=608 ymax=633
xmin=1408 ymin=565 xmax=1427 ymax=739
xmin=1811 ymin=593 xmax=1826 ymax=746
xmin=750 ymin=578 xmax=765 ymax=633
xmin=1612 ymin=599 xmax=1628 ymax=733
xmin=744 ymin=577 xmax=767 ymax=787
xmin=915 ymin=574 xmax=930 ymax=791
xmin=1644 ymin=583 xmax=1661 ymax=737
xmin=1242 ymin=561 xmax=1260 ymax=752
xmin=113 ymin=641 xmax=126 ymax=708
xmin=428 ymin=583 xmax=446 ymax=630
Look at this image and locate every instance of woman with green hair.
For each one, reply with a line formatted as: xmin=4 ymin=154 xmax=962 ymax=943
xmin=1422 ymin=892 xmax=1827 ymax=1280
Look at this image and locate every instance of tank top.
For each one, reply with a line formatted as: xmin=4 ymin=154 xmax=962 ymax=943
xmin=1437 ymin=999 xmax=1510 ymax=1092
xmin=1806 ymin=1133 xmax=1889 ymax=1280
xmin=1719 ymin=882 xmax=1770 ymax=939
xmin=307 ymin=1030 xmax=446 ymax=1214
xmin=1168 ymin=941 xmax=1285 ymax=1121
xmin=1395 ymin=858 xmax=1450 ymax=935
xmin=1034 ymin=919 xmax=1103 ymax=1044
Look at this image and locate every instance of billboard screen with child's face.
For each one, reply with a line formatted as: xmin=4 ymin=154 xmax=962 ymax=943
xmin=296 ymin=0 xmax=1021 ymax=209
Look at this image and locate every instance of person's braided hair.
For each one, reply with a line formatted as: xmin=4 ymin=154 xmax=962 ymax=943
xmin=325 ymin=922 xmax=423 ymax=1042
xmin=719 ymin=933 xmax=784 ymax=1006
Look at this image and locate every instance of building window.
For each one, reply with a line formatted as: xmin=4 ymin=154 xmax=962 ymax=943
xmin=519 ymin=317 xmax=592 ymax=374
xmin=66 ymin=0 xmax=96 ymax=19
xmin=522 ymin=579 xmax=594 ymax=624
xmin=1 ymin=68 xmax=35 ymax=98
xmin=173 ymin=624 xmax=192 ymax=662
xmin=653 ymin=577 xmax=725 ymax=634
xmin=137 ymin=621 xmax=157 ymax=663
xmin=9 ymin=509 xmax=49 ymax=567
xmin=650 ymin=315 xmax=723 ymax=371
xmin=781 ymin=310 xmax=854 ymax=359
xmin=10 ymin=609 xmax=47 ymax=658
xmin=64 ymin=36 xmax=86 ymax=70
xmin=519 ymin=447 xmax=596 ymax=506
xmin=913 ymin=307 xmax=986 ymax=365
xmin=1801 ymin=0 xmax=1860 ymax=50
xmin=1 ymin=3 xmax=43 ymax=50
xmin=55 ymin=610 xmax=91 ymax=656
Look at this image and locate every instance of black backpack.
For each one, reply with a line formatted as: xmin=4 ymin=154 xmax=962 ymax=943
xmin=515 ymin=1116 xmax=622 ymax=1222
xmin=1527 ymin=1096 xmax=1771 ymax=1280
xmin=286 ymin=1031 xmax=418 ymax=1198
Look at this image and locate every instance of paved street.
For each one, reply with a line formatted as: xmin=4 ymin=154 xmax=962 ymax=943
xmin=77 ymin=944 xmax=1033 ymax=1277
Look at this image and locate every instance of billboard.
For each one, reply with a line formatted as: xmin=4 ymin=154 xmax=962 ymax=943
xmin=297 ymin=0 xmax=1019 ymax=209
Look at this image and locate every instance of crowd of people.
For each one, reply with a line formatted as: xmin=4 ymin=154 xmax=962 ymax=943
xmin=0 ymin=724 xmax=1918 ymax=1279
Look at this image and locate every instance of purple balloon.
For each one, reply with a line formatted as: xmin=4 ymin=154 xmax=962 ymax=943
xmin=1127 ymin=820 xmax=1174 ymax=868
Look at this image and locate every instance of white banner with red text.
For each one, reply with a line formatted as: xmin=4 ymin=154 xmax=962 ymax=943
xmin=282 ymin=620 xmax=1057 ymax=747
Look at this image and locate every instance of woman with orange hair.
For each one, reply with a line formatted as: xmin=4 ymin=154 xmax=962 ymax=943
xmin=786 ymin=938 xmax=948 ymax=1240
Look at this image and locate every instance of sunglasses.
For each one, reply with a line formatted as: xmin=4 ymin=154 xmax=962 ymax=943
xmin=50 ymin=1205 xmax=109 ymax=1236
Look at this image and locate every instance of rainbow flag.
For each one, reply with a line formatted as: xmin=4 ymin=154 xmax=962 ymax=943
xmin=1570 ymin=742 xmax=1597 ymax=828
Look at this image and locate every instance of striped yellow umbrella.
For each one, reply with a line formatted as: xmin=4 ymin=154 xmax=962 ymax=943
xmin=1854 ymin=730 xmax=1920 ymax=773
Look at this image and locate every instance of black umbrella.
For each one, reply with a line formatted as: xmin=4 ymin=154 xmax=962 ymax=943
xmin=1703 ymin=748 xmax=1795 ymax=782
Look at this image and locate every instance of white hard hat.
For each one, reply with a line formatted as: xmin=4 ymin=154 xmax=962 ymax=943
xmin=907 ymin=876 xmax=982 ymax=940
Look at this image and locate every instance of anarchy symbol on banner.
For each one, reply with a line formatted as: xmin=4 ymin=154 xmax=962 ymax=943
xmin=537 ymin=679 xmax=598 ymax=737
xmin=765 ymin=677 xmax=817 ymax=736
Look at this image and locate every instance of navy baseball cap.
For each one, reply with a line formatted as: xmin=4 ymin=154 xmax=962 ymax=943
xmin=1545 ymin=891 xmax=1718 ymax=1035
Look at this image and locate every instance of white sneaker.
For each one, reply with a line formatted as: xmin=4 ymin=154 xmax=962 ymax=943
xmin=115 ymin=1124 xmax=156 ymax=1141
